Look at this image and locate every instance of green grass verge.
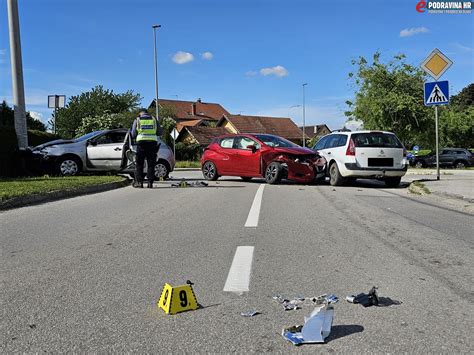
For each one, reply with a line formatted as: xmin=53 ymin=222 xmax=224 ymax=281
xmin=175 ymin=160 xmax=201 ymax=168
xmin=0 ymin=175 xmax=124 ymax=201
xmin=409 ymin=181 xmax=431 ymax=195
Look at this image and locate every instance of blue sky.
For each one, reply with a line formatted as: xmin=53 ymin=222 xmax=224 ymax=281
xmin=1 ymin=0 xmax=473 ymax=130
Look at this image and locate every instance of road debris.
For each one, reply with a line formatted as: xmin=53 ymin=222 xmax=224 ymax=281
xmin=346 ymin=286 xmax=379 ymax=307
xmin=282 ymin=296 xmax=338 ymax=345
xmin=171 ymin=180 xmax=209 ymax=188
xmin=241 ymin=310 xmax=260 ymax=317
xmin=273 ymin=294 xmax=338 ymax=311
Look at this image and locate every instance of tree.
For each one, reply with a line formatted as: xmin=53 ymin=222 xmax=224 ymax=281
xmin=157 ymin=104 xmax=177 ymax=146
xmin=55 ymin=85 xmax=141 ymax=138
xmin=346 ymin=53 xmax=433 ymax=147
xmin=75 ymin=111 xmax=135 ymax=137
xmin=0 ymin=100 xmax=47 ymax=131
xmin=438 ymin=83 xmax=474 ymax=148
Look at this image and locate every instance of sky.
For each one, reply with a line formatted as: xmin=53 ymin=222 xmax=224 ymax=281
xmin=1 ymin=0 xmax=473 ymax=131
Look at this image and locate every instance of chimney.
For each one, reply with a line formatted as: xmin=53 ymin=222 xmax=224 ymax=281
xmin=197 ymin=98 xmax=202 ymax=103
xmin=191 ymin=103 xmax=196 ymax=116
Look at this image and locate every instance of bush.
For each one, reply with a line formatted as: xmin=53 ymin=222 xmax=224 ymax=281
xmin=0 ymin=127 xmax=19 ymax=177
xmin=174 ymin=142 xmax=201 ymax=161
xmin=28 ymin=130 xmax=60 ymax=147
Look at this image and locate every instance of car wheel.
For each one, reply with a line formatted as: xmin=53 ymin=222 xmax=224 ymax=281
xmin=202 ymin=161 xmax=218 ymax=181
xmin=454 ymin=160 xmax=466 ymax=169
xmin=415 ymin=161 xmax=424 ymax=169
xmin=384 ymin=177 xmax=401 ymax=188
xmin=329 ymin=162 xmax=345 ymax=186
xmin=155 ymin=160 xmax=170 ymax=179
xmin=265 ymin=162 xmax=282 ymax=184
xmin=57 ymin=156 xmax=81 ymax=176
xmin=241 ymin=177 xmax=252 ymax=182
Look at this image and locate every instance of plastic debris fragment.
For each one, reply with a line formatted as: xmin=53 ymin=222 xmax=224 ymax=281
xmin=282 ymin=304 xmax=335 ymax=345
xmin=346 ymin=286 xmax=379 ymax=307
xmin=241 ymin=310 xmax=260 ymax=317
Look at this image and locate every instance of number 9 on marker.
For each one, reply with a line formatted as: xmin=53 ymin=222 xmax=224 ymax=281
xmin=158 ymin=282 xmax=199 ymax=315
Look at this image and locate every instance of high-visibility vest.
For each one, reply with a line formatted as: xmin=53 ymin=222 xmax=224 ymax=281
xmin=136 ymin=115 xmax=158 ymax=142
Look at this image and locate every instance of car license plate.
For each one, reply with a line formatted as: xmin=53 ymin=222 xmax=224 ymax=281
xmin=368 ymin=158 xmax=393 ymax=167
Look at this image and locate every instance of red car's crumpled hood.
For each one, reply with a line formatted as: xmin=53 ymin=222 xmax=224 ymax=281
xmin=272 ymin=146 xmax=316 ymax=155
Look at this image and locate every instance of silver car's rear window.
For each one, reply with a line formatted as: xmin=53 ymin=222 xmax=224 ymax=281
xmin=352 ymin=133 xmax=403 ymax=148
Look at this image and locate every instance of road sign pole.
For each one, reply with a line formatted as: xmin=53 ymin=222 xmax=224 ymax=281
xmin=173 ymin=139 xmax=176 ymax=159
xmin=435 ymin=106 xmax=440 ymax=181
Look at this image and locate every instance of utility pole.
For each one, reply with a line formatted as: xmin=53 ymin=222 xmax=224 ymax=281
xmin=7 ymin=0 xmax=28 ymax=149
xmin=302 ymin=83 xmax=308 ymax=147
xmin=152 ymin=25 xmax=161 ymax=121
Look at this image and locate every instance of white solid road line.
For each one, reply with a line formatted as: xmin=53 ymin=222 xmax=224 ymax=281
xmin=223 ymin=246 xmax=255 ymax=293
xmin=245 ymin=184 xmax=265 ymax=227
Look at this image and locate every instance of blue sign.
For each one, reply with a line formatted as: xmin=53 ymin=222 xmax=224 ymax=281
xmin=413 ymin=145 xmax=419 ymax=152
xmin=424 ymin=81 xmax=449 ymax=106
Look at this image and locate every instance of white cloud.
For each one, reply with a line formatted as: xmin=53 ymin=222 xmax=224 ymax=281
xmin=344 ymin=119 xmax=364 ymax=131
xmin=399 ymin=27 xmax=429 ymax=37
xmin=260 ymin=65 xmax=289 ymax=77
xmin=172 ymin=51 xmax=194 ymax=64
xmin=451 ymin=42 xmax=473 ymax=52
xmin=29 ymin=111 xmax=43 ymax=122
xmin=201 ymin=51 xmax=213 ymax=60
xmin=245 ymin=70 xmax=258 ymax=77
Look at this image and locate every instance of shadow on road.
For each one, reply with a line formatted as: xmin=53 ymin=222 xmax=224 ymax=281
xmin=377 ymin=297 xmax=403 ymax=307
xmin=326 ymin=324 xmax=364 ymax=342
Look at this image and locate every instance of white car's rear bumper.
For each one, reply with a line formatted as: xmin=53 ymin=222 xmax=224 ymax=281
xmin=341 ymin=163 xmax=408 ymax=178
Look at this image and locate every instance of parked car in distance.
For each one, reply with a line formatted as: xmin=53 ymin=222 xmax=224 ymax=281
xmin=312 ymin=130 xmax=408 ymax=187
xmin=31 ymin=128 xmax=175 ymax=178
xmin=201 ymin=133 xmax=326 ymax=184
xmin=410 ymin=148 xmax=474 ymax=169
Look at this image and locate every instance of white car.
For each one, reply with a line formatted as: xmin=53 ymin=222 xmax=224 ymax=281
xmin=312 ymin=130 xmax=408 ymax=187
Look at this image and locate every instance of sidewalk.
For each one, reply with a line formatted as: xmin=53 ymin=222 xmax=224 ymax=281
xmin=404 ymin=169 xmax=474 ymax=202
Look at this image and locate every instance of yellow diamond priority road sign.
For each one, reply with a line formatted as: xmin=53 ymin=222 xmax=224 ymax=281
xmin=421 ymin=48 xmax=453 ymax=80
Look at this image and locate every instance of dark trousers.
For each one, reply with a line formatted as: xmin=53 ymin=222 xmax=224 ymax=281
xmin=135 ymin=141 xmax=159 ymax=183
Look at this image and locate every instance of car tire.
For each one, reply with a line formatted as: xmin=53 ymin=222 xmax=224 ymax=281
xmin=265 ymin=162 xmax=282 ymax=184
xmin=329 ymin=162 xmax=345 ymax=186
xmin=155 ymin=160 xmax=170 ymax=179
xmin=415 ymin=161 xmax=424 ymax=169
xmin=241 ymin=177 xmax=252 ymax=182
xmin=57 ymin=156 xmax=81 ymax=176
xmin=384 ymin=177 xmax=401 ymax=188
xmin=202 ymin=161 xmax=219 ymax=181
xmin=454 ymin=160 xmax=466 ymax=169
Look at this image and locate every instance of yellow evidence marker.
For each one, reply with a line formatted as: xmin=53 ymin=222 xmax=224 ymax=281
xmin=158 ymin=281 xmax=199 ymax=315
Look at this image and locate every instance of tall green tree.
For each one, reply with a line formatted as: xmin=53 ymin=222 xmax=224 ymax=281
xmin=438 ymin=83 xmax=474 ymax=148
xmin=54 ymin=85 xmax=141 ymax=138
xmin=0 ymin=100 xmax=47 ymax=131
xmin=346 ymin=53 xmax=433 ymax=146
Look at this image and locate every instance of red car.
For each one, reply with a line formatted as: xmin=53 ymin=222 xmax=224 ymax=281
xmin=201 ymin=134 xmax=326 ymax=184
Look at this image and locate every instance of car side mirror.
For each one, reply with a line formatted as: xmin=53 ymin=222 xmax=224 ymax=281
xmin=88 ymin=140 xmax=97 ymax=146
xmin=247 ymin=144 xmax=257 ymax=152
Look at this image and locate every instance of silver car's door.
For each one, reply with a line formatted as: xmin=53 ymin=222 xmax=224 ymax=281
xmin=86 ymin=131 xmax=127 ymax=170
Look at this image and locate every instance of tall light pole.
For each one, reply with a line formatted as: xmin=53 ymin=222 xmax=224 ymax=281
xmin=302 ymin=83 xmax=308 ymax=147
xmin=7 ymin=0 xmax=28 ymax=149
xmin=152 ymin=24 xmax=161 ymax=120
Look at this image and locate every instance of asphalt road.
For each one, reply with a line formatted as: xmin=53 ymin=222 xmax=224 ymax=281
xmin=1 ymin=171 xmax=473 ymax=352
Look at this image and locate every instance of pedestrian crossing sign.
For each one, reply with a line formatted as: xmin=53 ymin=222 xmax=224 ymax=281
xmin=424 ymin=81 xmax=449 ymax=106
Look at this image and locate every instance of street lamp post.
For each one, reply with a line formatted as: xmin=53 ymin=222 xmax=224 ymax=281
xmin=302 ymin=83 xmax=308 ymax=147
xmin=152 ymin=24 xmax=161 ymax=121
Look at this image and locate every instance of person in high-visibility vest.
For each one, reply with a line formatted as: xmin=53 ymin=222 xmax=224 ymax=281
xmin=131 ymin=109 xmax=161 ymax=188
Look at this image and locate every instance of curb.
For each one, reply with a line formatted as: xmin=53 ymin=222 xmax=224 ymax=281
xmin=0 ymin=178 xmax=131 ymax=211
xmin=174 ymin=168 xmax=201 ymax=171
xmin=429 ymin=190 xmax=474 ymax=204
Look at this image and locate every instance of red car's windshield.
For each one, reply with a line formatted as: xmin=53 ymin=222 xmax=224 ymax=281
xmin=254 ymin=134 xmax=299 ymax=148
